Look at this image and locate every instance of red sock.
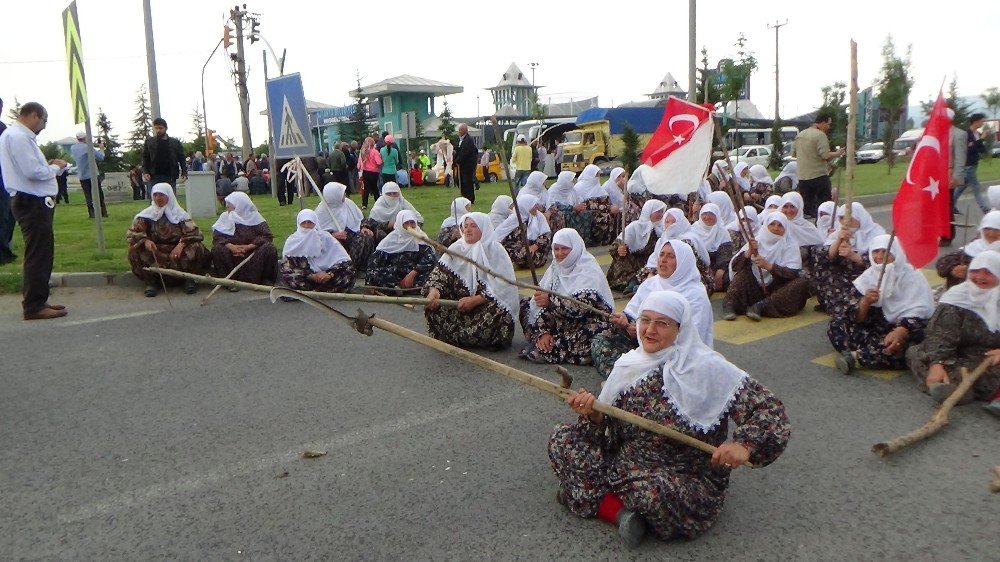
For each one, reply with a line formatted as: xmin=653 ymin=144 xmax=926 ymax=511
xmin=991 ymin=387 xmax=1000 ymax=402
xmin=596 ymin=493 xmax=624 ymax=524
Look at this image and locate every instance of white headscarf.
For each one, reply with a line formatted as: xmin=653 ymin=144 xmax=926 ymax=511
xmin=438 ymin=212 xmax=520 ymax=318
xmin=211 ymin=191 xmax=266 ymax=235
xmin=852 ymin=234 xmax=934 ymax=323
xmin=601 ymin=290 xmax=745 ymax=432
xmin=602 ymin=167 xmax=626 ymax=206
xmin=441 ymin=197 xmax=473 ymax=229
xmin=369 ymin=182 xmax=423 ymax=223
xmin=732 ymin=161 xmax=751 ymax=192
xmin=575 ymin=164 xmax=607 ymax=201
xmin=527 ymin=228 xmax=614 ymax=324
xmin=775 ymin=161 xmax=798 ymax=191
xmin=749 ymin=164 xmax=773 ymax=185
xmin=731 ymin=213 xmax=801 ymax=285
xmin=711 ymin=160 xmax=731 ymax=183
xmin=488 ymin=195 xmax=513 ymax=228
xmin=136 ymin=183 xmax=191 ymax=223
xmin=707 ymin=191 xmax=737 ymax=226
xmin=989 ymin=185 xmax=1000 ymax=211
xmin=660 ymin=208 xmax=710 ymax=265
xmin=628 ymin=239 xmax=713 ymax=347
xmin=547 ymin=171 xmax=580 ymax=207
xmin=726 ymin=205 xmax=759 ymax=234
xmin=939 ymin=250 xmax=1000 ymax=332
xmin=317 ymin=182 xmax=363 ymax=232
xmin=520 ymin=171 xmax=549 ymax=209
xmin=962 ymin=211 xmax=1000 ymax=257
xmin=764 ymin=195 xmax=783 ymax=212
xmin=816 ymin=201 xmax=836 ymax=235
xmin=627 ymin=166 xmax=649 ymax=194
xmin=494 ymin=193 xmax=550 ymax=241
xmin=779 ymin=191 xmax=826 ymax=246
xmin=622 ymin=199 xmax=667 ymax=251
xmin=689 ymin=203 xmax=731 ymax=252
xmin=282 ymin=209 xmax=351 ymax=272
xmin=824 ymin=202 xmax=886 ymax=253
xmin=375 ymin=209 xmax=426 ymax=254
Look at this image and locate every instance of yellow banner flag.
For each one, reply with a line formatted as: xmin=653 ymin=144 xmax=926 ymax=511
xmin=62 ymin=1 xmax=89 ymax=124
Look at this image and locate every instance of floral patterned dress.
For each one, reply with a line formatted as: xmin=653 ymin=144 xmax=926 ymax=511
xmin=364 ymin=246 xmax=438 ymax=288
xmin=724 ymin=254 xmax=810 ymax=317
xmin=590 ymin=327 xmax=636 ymax=379
xmin=545 ymin=204 xmax=569 ymax=234
xmin=810 ymin=250 xmax=870 ymax=317
xmin=339 ymin=229 xmax=376 ymax=272
xmin=211 ymin=223 xmax=278 ymax=284
xmin=501 ymin=231 xmax=552 ymax=270
xmin=579 ymin=196 xmax=618 ymax=247
xmin=548 ymin=371 xmax=790 ymax=540
xmin=605 ymin=237 xmax=658 ymax=292
xmin=437 ymin=226 xmax=462 ymax=248
xmin=278 ymin=256 xmax=355 ymax=293
xmin=518 ymin=290 xmax=613 ymax=364
xmin=421 ymin=265 xmax=515 ymax=350
xmin=828 ymin=291 xmax=928 ymax=369
xmin=905 ymin=303 xmax=1000 ymax=399
xmin=934 ymin=249 xmax=972 ymax=289
xmin=127 ymin=216 xmax=211 ymax=285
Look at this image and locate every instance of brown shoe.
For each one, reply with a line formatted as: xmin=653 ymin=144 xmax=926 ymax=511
xmin=45 ymin=303 xmax=66 ymax=311
xmin=24 ymin=307 xmax=68 ymax=320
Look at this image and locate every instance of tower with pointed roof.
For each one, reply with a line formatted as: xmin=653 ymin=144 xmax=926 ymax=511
xmin=488 ymin=63 xmax=538 ymax=117
xmin=647 ymin=72 xmax=687 ymax=100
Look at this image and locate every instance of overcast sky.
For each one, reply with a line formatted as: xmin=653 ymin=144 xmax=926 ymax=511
xmin=3 ymin=0 xmax=997 ymax=148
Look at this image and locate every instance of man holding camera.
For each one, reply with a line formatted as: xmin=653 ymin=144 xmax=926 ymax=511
xmin=70 ymin=130 xmax=107 ymax=219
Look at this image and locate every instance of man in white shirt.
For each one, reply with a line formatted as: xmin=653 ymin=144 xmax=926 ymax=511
xmin=0 ymin=102 xmax=69 ymax=320
xmin=69 ymin=131 xmax=106 ymax=218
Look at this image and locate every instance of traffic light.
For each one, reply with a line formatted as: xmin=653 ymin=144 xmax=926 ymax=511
xmin=206 ymin=129 xmax=216 ymax=155
xmin=250 ymin=19 xmax=259 ymax=44
xmin=223 ymin=26 xmax=233 ymax=49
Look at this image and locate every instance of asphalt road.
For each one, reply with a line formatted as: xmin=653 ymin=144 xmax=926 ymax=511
xmin=2 ymin=199 xmax=998 ymax=560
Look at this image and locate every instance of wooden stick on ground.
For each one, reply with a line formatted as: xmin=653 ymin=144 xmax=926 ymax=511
xmin=991 ymin=466 xmax=1000 ymax=493
xmin=145 ymin=267 xmax=460 ymax=307
xmin=150 ymin=252 xmax=173 ymax=309
xmin=201 ymin=252 xmax=255 ymax=306
xmin=270 ymin=287 xmax=755 ymax=469
xmin=871 ymin=357 xmax=992 ymax=457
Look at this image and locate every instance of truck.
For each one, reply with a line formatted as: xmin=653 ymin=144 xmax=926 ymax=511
xmin=559 ymin=107 xmax=663 ymax=174
xmin=502 ymin=117 xmax=577 ymax=178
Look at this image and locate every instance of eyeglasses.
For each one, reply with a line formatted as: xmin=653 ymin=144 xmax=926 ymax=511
xmin=637 ymin=315 xmax=678 ymax=330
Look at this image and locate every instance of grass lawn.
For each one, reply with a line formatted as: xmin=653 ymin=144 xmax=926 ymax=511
xmin=2 ymin=158 xmax=999 ymax=279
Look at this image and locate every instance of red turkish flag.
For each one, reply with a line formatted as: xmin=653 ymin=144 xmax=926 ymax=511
xmin=891 ymin=93 xmax=951 ymax=268
xmin=641 ymin=96 xmax=712 ymax=166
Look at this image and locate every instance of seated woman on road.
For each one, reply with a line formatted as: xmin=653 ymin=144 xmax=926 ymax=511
xmin=210 ymin=192 xmax=277 ymax=288
xmin=624 ymin=166 xmax=650 ymax=224
xmin=706 ymin=159 xmax=731 ymax=192
xmin=279 ymin=210 xmax=354 ymax=293
xmin=575 ymin=164 xmax=621 ymax=246
xmin=519 ymin=228 xmax=615 ymax=364
xmin=605 ymin=199 xmax=667 ymax=292
xmin=936 ymin=210 xmax=1000 ymax=290
xmin=546 ymin=170 xmax=584 ymax=234
xmin=602 ymin=167 xmax=627 ymax=209
xmin=519 ymin=171 xmax=549 ymax=212
xmin=550 ymin=290 xmax=791 ymax=547
xmin=687 ymin=203 xmax=735 ymax=293
xmin=906 ymin=251 xmax=1000 ymax=414
xmin=127 ymin=183 xmax=211 ymax=297
xmin=488 ymin=194 xmax=513 ymax=229
xmin=747 ymin=164 xmax=774 ymax=204
xmin=707 ymin=191 xmax=739 ymax=244
xmin=423 ymin=212 xmax=518 ymax=350
xmin=779 ymin=192 xmax=826 ymax=253
xmin=317 ymin=182 xmax=375 ymax=269
xmin=437 ymin=197 xmax=472 ymax=247
xmin=725 ymin=205 xmax=760 ymax=248
xmin=761 ymin=195 xmax=782 ymax=221
xmin=658 ymin=208 xmax=713 ymax=293
xmin=723 ymin=213 xmax=810 ymax=322
xmin=829 ymin=234 xmax=933 ymax=374
xmin=811 ymin=202 xmax=885 ymax=316
xmin=365 ymin=210 xmax=437 ymax=290
xmin=730 ymin=161 xmax=753 ymax=204
xmin=774 ymin=161 xmax=798 ymax=195
xmin=816 ymin=201 xmax=836 ymax=238
xmin=591 ymin=239 xmax=713 ymax=378
xmin=362 ymin=182 xmax=423 ymax=245
xmin=496 ymin=193 xmax=552 ymax=270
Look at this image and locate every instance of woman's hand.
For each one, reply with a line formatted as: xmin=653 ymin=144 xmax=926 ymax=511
xmin=169 ymin=243 xmax=185 ymax=262
xmin=863 ymin=289 xmax=881 ymax=304
xmin=308 ymin=271 xmax=332 ymax=283
xmin=536 ymin=332 xmax=554 ymax=352
xmin=626 ymin=322 xmax=638 ymax=338
xmin=712 ymin=442 xmax=750 ymax=469
xmin=616 ymin=244 xmax=629 ymax=257
xmin=144 ymin=239 xmax=157 ymax=253
xmin=610 ymin=312 xmax=629 ymax=329
xmin=566 ymin=388 xmax=603 ymax=423
xmin=425 ymin=288 xmax=441 ymax=310
xmin=882 ymin=326 xmax=909 ymax=355
xmin=952 ymin=264 xmax=969 ymax=279
xmin=528 ymin=243 xmax=539 ymax=254
xmin=457 ymin=295 xmax=485 ymax=312
xmin=573 ymin=203 xmax=587 ymax=212
xmin=533 ymin=290 xmax=550 ymax=308
xmin=610 ymin=205 xmax=621 ymax=215
xmin=401 ymin=270 xmax=418 ymax=289
xmin=751 ymin=255 xmax=771 ymax=270
xmin=361 ymin=227 xmax=374 ymax=238
xmin=986 ymin=348 xmax=1000 ymax=366
xmin=925 ymin=363 xmax=951 ymax=386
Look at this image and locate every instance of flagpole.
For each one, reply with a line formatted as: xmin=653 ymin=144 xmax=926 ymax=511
xmin=844 ymin=40 xmax=858 ymax=226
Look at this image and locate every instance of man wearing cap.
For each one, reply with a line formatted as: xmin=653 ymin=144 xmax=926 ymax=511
xmin=70 ymin=130 xmax=107 ymax=218
xmin=0 ymin=102 xmax=69 ymax=320
xmin=512 ymin=134 xmax=532 ymax=189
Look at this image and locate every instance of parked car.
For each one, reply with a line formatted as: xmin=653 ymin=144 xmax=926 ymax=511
xmin=727 ymin=145 xmax=772 ymax=167
xmin=991 ymin=143 xmax=1000 ymax=158
xmin=856 ymin=142 xmax=885 ymax=164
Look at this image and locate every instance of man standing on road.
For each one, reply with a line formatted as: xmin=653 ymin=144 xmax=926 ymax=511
xmin=70 ymin=131 xmax=107 ymax=219
xmin=455 ymin=123 xmax=478 ymax=203
xmin=141 ymin=118 xmax=187 ymax=188
xmin=952 ymin=113 xmax=989 ymax=214
xmin=0 ymin=102 xmax=69 ymax=320
xmin=792 ymin=112 xmax=844 ymax=218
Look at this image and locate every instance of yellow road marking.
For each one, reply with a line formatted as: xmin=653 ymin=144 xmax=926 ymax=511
xmin=713 ymin=298 xmax=827 ymax=344
xmin=811 ymin=352 xmax=905 ymax=380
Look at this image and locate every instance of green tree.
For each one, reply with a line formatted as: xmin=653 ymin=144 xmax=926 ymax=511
xmin=982 ymin=87 xmax=1000 ymax=119
xmin=127 ymin=84 xmax=152 ymax=153
xmin=39 ymin=142 xmax=70 ymax=162
xmin=5 ymin=97 xmax=21 ymax=124
xmin=528 ymin=90 xmax=548 ymax=121
xmin=96 ymin=108 xmax=126 ymax=172
xmin=819 ymin=82 xmax=848 ymax=179
xmin=875 ymin=35 xmax=913 ymax=172
xmin=718 ymin=34 xmax=758 ymax=120
xmin=339 ymin=73 xmax=371 ymax=143
xmin=620 ymin=122 xmax=640 ymax=174
xmin=695 ymin=46 xmax=723 ymax=106
xmin=438 ymin=99 xmax=457 ymax=146
xmin=919 ymin=74 xmax=972 ymax=130
xmin=188 ymin=105 xmax=206 ymax=155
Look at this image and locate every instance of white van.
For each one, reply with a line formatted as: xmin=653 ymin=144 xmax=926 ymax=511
xmin=892 ymin=128 xmax=924 ymax=158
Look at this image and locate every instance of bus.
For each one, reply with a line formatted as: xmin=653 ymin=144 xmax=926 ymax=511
xmin=723 ymin=126 xmax=799 ymax=151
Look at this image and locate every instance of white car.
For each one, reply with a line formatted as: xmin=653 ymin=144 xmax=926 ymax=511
xmin=727 ymin=145 xmax=772 ymax=168
xmin=856 ymin=142 xmax=885 ymax=164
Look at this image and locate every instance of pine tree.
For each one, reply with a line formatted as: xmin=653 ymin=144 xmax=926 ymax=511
xmin=96 ymin=108 xmax=126 ymax=172
xmin=189 ymin=105 xmax=206 ymax=155
xmin=340 ymin=73 xmax=370 ymax=143
xmin=919 ymin=74 xmax=973 ymax=129
xmin=620 ymin=122 xmax=640 ymax=174
xmin=438 ymin=100 xmax=457 ymax=146
xmin=875 ymin=35 xmax=913 ymax=172
xmin=127 ymin=84 xmax=152 ymax=153
xmin=6 ymin=97 xmax=21 ymax=124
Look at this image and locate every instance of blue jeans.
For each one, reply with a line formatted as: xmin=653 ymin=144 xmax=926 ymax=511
xmin=513 ymin=170 xmax=530 ymax=190
xmin=952 ymin=165 xmax=988 ymax=212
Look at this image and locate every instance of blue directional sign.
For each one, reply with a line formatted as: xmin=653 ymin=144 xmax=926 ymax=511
xmin=266 ymin=73 xmax=314 ymax=159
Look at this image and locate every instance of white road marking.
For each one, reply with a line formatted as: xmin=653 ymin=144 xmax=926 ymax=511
xmin=57 ymin=310 xmax=162 ymax=327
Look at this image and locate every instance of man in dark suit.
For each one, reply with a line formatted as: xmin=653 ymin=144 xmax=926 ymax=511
xmin=454 ymin=123 xmax=479 ymax=203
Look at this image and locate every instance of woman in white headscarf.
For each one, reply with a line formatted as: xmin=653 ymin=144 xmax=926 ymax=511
xmin=363 ymin=182 xmax=424 ymax=244
xmin=365 ymin=210 xmax=438 ymax=289
xmin=423 ymin=212 xmax=518 ymax=349
xmin=606 ymin=199 xmax=667 ymax=291
xmin=828 ymin=234 xmax=934 ymax=374
xmin=520 ymin=171 xmax=550 ymax=210
xmin=488 ymin=194 xmax=514 ymax=229
xmin=279 ymin=209 xmax=355 ymax=293
xmin=707 ymin=159 xmax=731 ymax=191
xmin=519 ymin=228 xmax=615 ymax=364
xmin=747 ymin=164 xmax=774 ymax=204
xmin=210 ymin=191 xmax=277 ymax=288
xmin=811 ymin=201 xmax=887 ymax=316
xmin=127 ymin=183 xmax=211 ymax=297
xmin=593 ymin=240 xmax=713 ymax=378
xmin=725 ymin=205 xmax=760 ymax=247
xmin=762 ymin=194 xmax=783 ymax=221
xmin=631 ymin=208 xmax=714 ymax=296
xmin=550 ymin=290 xmax=790 ymax=547
xmin=545 ymin=170 xmax=585 ymax=233
xmin=707 ymin=191 xmax=738 ymax=240
xmin=688 ymin=203 xmax=736 ymax=292
xmin=317 ymin=182 xmax=375 ymax=269
xmin=602 ymin=167 xmax=626 ymax=207
xmin=936 ymin=210 xmax=1000 ymax=289
xmin=437 ymin=196 xmax=472 ymax=246
xmin=774 ymin=161 xmax=798 ymax=195
xmin=723 ymin=213 xmax=810 ymax=321
xmin=624 ymin=166 xmax=651 ymax=224
xmin=907 ymin=251 xmax=1000 ymax=412
xmin=575 ymin=164 xmax=621 ymax=246
xmin=815 ymin=201 xmax=836 ymax=236
xmin=731 ymin=161 xmax=752 ymax=201
xmin=496 ymin=192 xmax=552 ymax=269
xmin=778 ymin=192 xmax=826 ymax=249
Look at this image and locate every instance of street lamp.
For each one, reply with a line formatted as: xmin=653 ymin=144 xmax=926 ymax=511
xmin=528 ymin=62 xmax=539 ymax=86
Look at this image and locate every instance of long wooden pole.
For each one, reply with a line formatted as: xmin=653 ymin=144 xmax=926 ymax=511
xmin=843 ymin=40 xmax=858 ymax=226
xmin=991 ymin=466 xmax=1000 ymax=493
xmin=490 ymin=116 xmax=539 ymax=285
xmin=145 ymin=267 xmax=460 ymax=307
xmin=150 ymin=251 xmax=173 ymax=309
xmin=871 ymin=357 xmax=991 ymax=457
xmin=270 ymin=287 xmax=753 ymax=468
xmin=404 ymin=227 xmax=613 ymax=319
xmin=873 ymin=230 xmax=896 ymax=294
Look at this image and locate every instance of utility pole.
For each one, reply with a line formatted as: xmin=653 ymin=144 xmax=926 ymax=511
xmin=231 ymin=5 xmax=252 ymax=161
xmin=142 ymin=0 xmax=161 ymax=119
xmin=687 ymin=0 xmax=697 ymax=102
xmin=767 ymin=19 xmax=788 ymax=169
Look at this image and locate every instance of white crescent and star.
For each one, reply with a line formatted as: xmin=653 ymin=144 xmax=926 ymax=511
xmin=667 ymin=114 xmax=701 ymax=145
xmin=906 ymin=136 xmax=941 ymax=192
